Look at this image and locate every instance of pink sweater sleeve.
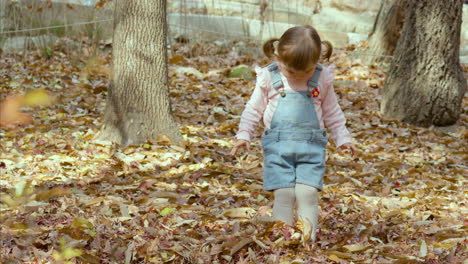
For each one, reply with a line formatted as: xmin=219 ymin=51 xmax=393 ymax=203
xmin=320 ymin=66 xmax=352 ymax=147
xmin=235 ymin=67 xmax=269 ymax=142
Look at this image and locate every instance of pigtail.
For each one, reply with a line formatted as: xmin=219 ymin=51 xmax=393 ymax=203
xmin=321 ymin=40 xmax=333 ymax=61
xmin=263 ymin=38 xmax=280 ymax=59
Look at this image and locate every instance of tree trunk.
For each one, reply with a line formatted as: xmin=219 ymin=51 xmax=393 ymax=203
xmin=364 ymin=0 xmax=406 ymax=64
xmin=381 ymin=0 xmax=466 ymax=127
xmin=0 ymin=0 xmax=5 ymax=32
xmin=98 ymin=0 xmax=182 ymax=147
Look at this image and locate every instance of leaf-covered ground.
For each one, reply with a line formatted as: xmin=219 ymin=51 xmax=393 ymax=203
xmin=0 ymin=40 xmax=467 ymax=264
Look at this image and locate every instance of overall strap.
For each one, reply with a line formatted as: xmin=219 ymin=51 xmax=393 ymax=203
xmin=307 ymin=64 xmax=323 ymax=89
xmin=267 ymin=62 xmax=284 ymax=90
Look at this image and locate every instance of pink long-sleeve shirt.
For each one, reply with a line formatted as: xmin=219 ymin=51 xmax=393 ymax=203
xmin=236 ymin=64 xmax=352 ymax=147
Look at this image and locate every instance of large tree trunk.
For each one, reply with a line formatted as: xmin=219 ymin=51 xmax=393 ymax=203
xmin=364 ymin=0 xmax=406 ymax=64
xmin=98 ymin=0 xmax=182 ymax=147
xmin=381 ymin=0 xmax=466 ymax=127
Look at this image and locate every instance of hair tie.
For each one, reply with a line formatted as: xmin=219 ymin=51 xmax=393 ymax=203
xmin=273 ymin=40 xmax=279 ymax=52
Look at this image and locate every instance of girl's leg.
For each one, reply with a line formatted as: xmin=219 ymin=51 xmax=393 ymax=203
xmin=295 ymin=183 xmax=319 ymax=242
xmin=272 ymin=187 xmax=295 ymax=225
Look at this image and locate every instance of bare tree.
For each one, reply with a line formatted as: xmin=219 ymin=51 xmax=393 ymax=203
xmin=98 ymin=0 xmax=181 ymax=146
xmin=364 ymin=0 xmax=406 ymax=64
xmin=381 ymin=0 xmax=466 ymax=127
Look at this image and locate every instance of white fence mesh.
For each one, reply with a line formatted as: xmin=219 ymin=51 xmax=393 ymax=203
xmin=4 ymin=0 xmax=438 ymax=61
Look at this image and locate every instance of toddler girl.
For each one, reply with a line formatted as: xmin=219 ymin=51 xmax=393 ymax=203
xmin=230 ymin=25 xmax=357 ymax=242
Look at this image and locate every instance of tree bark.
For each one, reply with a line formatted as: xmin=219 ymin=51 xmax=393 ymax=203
xmin=98 ymin=0 xmax=182 ymax=147
xmin=381 ymin=0 xmax=466 ymax=127
xmin=0 ymin=0 xmax=6 ymax=32
xmin=364 ymin=0 xmax=406 ymax=64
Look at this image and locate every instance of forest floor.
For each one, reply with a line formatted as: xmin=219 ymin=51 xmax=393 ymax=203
xmin=0 ymin=40 xmax=467 ymax=264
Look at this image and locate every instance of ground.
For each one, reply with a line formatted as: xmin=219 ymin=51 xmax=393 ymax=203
xmin=0 ymin=40 xmax=466 ymax=263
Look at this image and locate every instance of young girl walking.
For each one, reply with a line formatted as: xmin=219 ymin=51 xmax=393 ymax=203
xmin=230 ymin=25 xmax=357 ymax=242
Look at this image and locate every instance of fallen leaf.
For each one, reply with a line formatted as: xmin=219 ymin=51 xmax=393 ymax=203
xmin=223 ymin=208 xmax=255 ymax=218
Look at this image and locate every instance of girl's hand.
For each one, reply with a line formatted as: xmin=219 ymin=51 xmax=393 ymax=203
xmin=230 ymin=139 xmax=250 ymax=156
xmin=338 ymin=143 xmax=358 ymax=158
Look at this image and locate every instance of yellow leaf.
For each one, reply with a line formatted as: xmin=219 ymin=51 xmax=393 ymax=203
xmin=85 ymin=229 xmax=96 ymax=237
xmin=435 ymin=243 xmax=454 ymax=248
xmin=0 ymin=194 xmax=15 ymax=207
xmin=328 ymin=254 xmax=342 ymax=262
xmin=62 ymin=247 xmax=82 ymax=259
xmin=52 ymin=251 xmax=63 ymax=261
xmin=71 ymin=217 xmax=93 ymax=229
xmin=160 ymin=207 xmax=176 ymax=217
xmin=11 ymin=222 xmax=28 ymax=230
xmin=23 ymin=90 xmax=53 ymax=107
xmin=142 ymin=143 xmax=151 ymax=149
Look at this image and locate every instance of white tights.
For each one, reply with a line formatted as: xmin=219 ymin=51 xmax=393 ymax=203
xmin=272 ymin=184 xmax=319 ymax=241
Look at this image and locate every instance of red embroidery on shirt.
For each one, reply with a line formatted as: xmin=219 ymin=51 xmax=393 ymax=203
xmin=312 ymin=88 xmax=320 ymax=98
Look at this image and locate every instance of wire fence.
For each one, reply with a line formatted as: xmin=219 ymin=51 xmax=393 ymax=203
xmin=0 ymin=19 xmax=395 ymax=60
xmin=0 ymin=0 xmax=396 ymax=60
xmin=0 ymin=19 xmax=113 ymax=34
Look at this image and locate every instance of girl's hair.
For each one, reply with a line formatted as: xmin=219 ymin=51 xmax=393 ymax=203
xmin=262 ymin=25 xmax=333 ymax=71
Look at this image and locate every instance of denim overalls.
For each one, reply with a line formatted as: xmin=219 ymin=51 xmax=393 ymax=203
xmin=261 ymin=62 xmax=328 ymax=191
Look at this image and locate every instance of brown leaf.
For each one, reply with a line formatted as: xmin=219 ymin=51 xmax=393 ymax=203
xmin=157 ymin=135 xmax=173 ymax=145
xmin=229 ymin=238 xmax=253 ymax=256
xmin=95 ymin=0 xmax=111 ymax=8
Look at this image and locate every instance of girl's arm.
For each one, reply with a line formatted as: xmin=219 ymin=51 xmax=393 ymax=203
xmin=320 ymin=66 xmax=352 ymax=147
xmin=236 ymin=68 xmax=269 ymax=142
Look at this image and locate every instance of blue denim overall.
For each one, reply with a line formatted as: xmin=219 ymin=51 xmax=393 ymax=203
xmin=261 ymin=62 xmax=328 ymax=191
